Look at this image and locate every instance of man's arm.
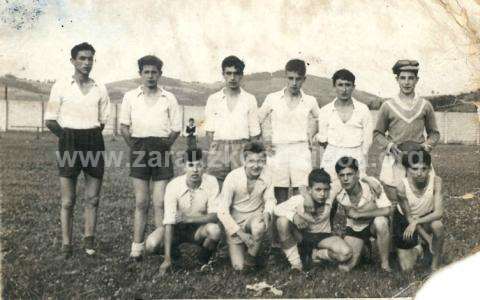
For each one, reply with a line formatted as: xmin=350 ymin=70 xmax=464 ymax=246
xmin=44 ymin=81 xmax=64 ymax=137
xmin=183 ymin=213 xmax=217 ymax=225
xmin=45 ymin=120 xmax=64 ymax=138
xmin=99 ymin=84 xmax=111 ymax=130
xmin=352 ymin=206 xmax=391 ymax=219
xmin=120 ymin=124 xmax=133 ymax=147
xmin=167 ymin=131 xmax=180 ymax=147
xmin=424 ymin=102 xmax=441 ymax=151
xmin=216 ymin=176 xmax=241 ymax=236
xmin=362 ymin=106 xmax=374 ymax=156
xmin=373 ymin=102 xmax=402 ymax=159
xmin=257 ymin=95 xmax=272 ymax=125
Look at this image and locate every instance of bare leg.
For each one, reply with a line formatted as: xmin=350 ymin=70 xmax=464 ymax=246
xmin=317 ymin=236 xmax=353 ymax=263
xmin=132 ymin=178 xmax=150 ymax=243
xmin=83 ymin=173 xmax=102 ymax=238
xmin=339 ymin=236 xmax=364 ymax=272
xmin=152 ymin=180 xmax=168 ymax=229
xmin=228 ymin=243 xmax=246 ymax=271
xmin=372 ymin=216 xmax=392 ymax=271
xmin=429 ymin=220 xmax=444 ymax=271
xmin=60 ymin=177 xmax=77 ymax=246
xmin=245 ymin=215 xmax=267 ymax=256
xmin=196 ymin=223 xmax=222 ymax=250
xmin=397 ymin=248 xmax=418 ymax=271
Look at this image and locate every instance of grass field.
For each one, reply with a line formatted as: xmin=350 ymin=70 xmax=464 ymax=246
xmin=1 ymin=132 xmax=479 ymax=298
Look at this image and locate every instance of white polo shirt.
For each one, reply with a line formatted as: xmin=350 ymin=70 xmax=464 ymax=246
xmin=316 ymin=98 xmax=373 ymax=155
xmin=45 ymin=77 xmax=110 ymax=129
xmin=163 ymin=173 xmax=219 ymax=225
xmin=119 ymin=86 xmax=182 ymax=138
xmin=204 ymin=88 xmax=261 ymax=140
xmin=259 ymin=89 xmax=320 ymax=144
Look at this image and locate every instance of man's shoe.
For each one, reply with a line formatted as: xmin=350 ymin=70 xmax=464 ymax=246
xmin=130 ymin=242 xmax=145 ymax=261
xmin=83 ymin=236 xmax=96 ymax=256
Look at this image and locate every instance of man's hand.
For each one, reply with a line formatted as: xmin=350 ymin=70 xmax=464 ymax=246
xmin=390 ymin=144 xmax=402 ymax=161
xmin=347 ymin=208 xmax=361 ymax=220
xmin=159 ymin=259 xmax=172 ymax=276
xmin=361 ymin=177 xmax=383 ymax=198
xmin=403 ymin=220 xmax=418 ymax=241
xmin=422 ymin=142 xmax=433 ymax=152
xmin=236 ymin=230 xmax=255 ymax=249
xmin=293 ymin=213 xmax=310 ymax=230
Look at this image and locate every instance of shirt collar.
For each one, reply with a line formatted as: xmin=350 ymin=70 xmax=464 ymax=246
xmin=135 ymin=85 xmax=167 ymax=97
xmin=281 ymin=88 xmax=304 ymax=101
xmin=69 ymin=76 xmax=97 ymax=86
xmin=221 ymin=87 xmax=245 ymax=99
xmin=331 ymin=97 xmax=360 ymax=111
xmin=179 ymin=174 xmax=207 ymax=197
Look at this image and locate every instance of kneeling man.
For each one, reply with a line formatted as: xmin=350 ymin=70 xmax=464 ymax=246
xmin=394 ymin=149 xmax=444 ymax=271
xmin=159 ymin=149 xmax=221 ymax=274
xmin=275 ymin=168 xmax=352 ymax=271
xmin=217 ymin=142 xmax=276 ymax=271
xmin=334 ymin=156 xmax=392 ymax=272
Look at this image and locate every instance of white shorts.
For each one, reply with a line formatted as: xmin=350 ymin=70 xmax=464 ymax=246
xmin=320 ymin=144 xmax=367 ymax=178
xmin=268 ymin=142 xmax=312 ymax=187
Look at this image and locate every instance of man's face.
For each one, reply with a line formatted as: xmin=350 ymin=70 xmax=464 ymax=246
xmin=185 ymin=160 xmax=204 ymax=182
xmin=189 ymin=120 xmax=194 ymax=126
xmin=337 ymin=167 xmax=359 ymax=191
xmin=71 ymin=50 xmax=94 ymax=76
xmin=334 ymin=79 xmax=355 ymax=101
xmin=244 ymin=152 xmax=266 ymax=178
xmin=222 ymin=66 xmax=243 ymax=90
xmin=140 ymin=65 xmax=161 ymax=89
xmin=407 ymin=163 xmax=430 ymax=184
xmin=396 ymin=71 xmax=419 ymax=96
xmin=285 ymin=71 xmax=306 ymax=95
xmin=309 ymin=182 xmax=330 ymax=204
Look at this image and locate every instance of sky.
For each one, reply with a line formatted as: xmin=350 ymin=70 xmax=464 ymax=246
xmin=1 ymin=0 xmax=479 ymax=97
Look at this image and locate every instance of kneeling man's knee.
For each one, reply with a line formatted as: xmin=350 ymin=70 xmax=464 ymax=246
xmin=374 ymin=217 xmax=389 ymax=234
xmin=251 ymin=221 xmax=266 ymax=238
xmin=205 ymin=223 xmax=222 ymax=241
xmin=431 ymin=220 xmax=444 ymax=236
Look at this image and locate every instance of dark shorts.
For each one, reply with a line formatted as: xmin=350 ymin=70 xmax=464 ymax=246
xmin=301 ymin=231 xmax=334 ymax=248
xmin=57 ymin=128 xmax=105 ymax=179
xmin=130 ymin=137 xmax=173 ymax=181
xmin=393 ymin=208 xmax=431 ymax=249
xmin=344 ymin=222 xmax=374 ymax=242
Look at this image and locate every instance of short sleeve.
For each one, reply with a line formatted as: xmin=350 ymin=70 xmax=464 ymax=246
xmin=119 ymin=93 xmax=132 ymax=126
xmin=98 ymin=84 xmax=111 ymax=124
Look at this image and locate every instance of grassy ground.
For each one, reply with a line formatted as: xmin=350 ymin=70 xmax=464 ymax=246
xmin=1 ymin=132 xmax=479 ymax=298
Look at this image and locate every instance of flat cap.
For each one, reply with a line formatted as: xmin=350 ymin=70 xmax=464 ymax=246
xmin=392 ymin=60 xmax=419 ymax=75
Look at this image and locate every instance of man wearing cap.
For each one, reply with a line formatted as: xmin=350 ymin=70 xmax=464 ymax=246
xmin=45 ymin=42 xmax=110 ymax=258
xmin=159 ymin=148 xmax=221 ymax=275
xmin=204 ymin=56 xmax=261 ymax=186
xmin=315 ymin=69 xmax=373 ymax=177
xmin=258 ymin=59 xmax=320 ymax=205
xmin=217 ymin=142 xmax=276 ymax=271
xmin=373 ymin=60 xmax=440 ymax=202
xmin=120 ymin=55 xmax=181 ymax=260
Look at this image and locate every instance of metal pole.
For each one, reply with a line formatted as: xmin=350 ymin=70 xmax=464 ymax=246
xmin=5 ymin=85 xmax=8 ymax=132
xmin=41 ymin=97 xmax=45 ymax=132
xmin=114 ymin=103 xmax=118 ymax=136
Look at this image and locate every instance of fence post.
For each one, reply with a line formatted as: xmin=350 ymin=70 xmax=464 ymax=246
xmin=5 ymin=85 xmax=8 ymax=132
xmin=41 ymin=98 xmax=45 ymax=132
xmin=114 ymin=103 xmax=118 ymax=136
xmin=443 ymin=112 xmax=448 ymax=144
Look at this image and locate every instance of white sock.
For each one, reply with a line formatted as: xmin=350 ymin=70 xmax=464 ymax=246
xmin=283 ymin=245 xmax=301 ymax=267
xmin=130 ymin=242 xmax=145 ymax=257
xmin=312 ymin=249 xmax=332 ymax=261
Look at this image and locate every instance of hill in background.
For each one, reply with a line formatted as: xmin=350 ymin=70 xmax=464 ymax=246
xmin=1 ymin=73 xmax=478 ymax=112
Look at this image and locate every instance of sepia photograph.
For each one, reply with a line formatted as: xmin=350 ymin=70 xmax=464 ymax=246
xmin=1 ymin=0 xmax=479 ymax=298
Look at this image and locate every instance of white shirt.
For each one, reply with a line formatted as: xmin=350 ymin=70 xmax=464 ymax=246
xmin=204 ymin=88 xmax=261 ymax=140
xmin=217 ymin=167 xmax=276 ymax=236
xmin=259 ymin=89 xmax=320 ymax=144
xmin=316 ymin=98 xmax=373 ymax=155
xmin=398 ymin=171 xmax=435 ymax=217
xmin=163 ymin=174 xmax=219 ymax=225
xmin=119 ymin=86 xmax=182 ymax=138
xmin=335 ymin=180 xmax=391 ymax=231
xmin=274 ymin=194 xmax=333 ymax=233
xmin=45 ymin=77 xmax=110 ymax=129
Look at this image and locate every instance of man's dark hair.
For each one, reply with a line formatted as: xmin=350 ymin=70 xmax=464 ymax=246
xmin=243 ymin=141 xmax=265 ymax=158
xmin=308 ymin=168 xmax=331 ymax=187
xmin=335 ymin=156 xmax=359 ymax=174
xmin=332 ymin=69 xmax=356 ymax=86
xmin=138 ymin=55 xmax=163 ymax=73
xmin=71 ymin=42 xmax=95 ymax=59
xmin=285 ymin=59 xmax=306 ymax=77
xmin=402 ymin=149 xmax=432 ymax=169
xmin=189 ymin=118 xmax=194 ymax=122
xmin=221 ymin=56 xmax=245 ymax=74
xmin=186 ymin=148 xmax=203 ymax=162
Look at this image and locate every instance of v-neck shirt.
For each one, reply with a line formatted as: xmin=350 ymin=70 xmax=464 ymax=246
xmin=373 ymin=96 xmax=440 ymax=150
xmin=45 ymin=77 xmax=111 ymax=129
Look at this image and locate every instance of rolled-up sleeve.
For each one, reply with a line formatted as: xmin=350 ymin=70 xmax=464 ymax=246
xmin=361 ymin=106 xmax=373 ymax=156
xmin=248 ymin=96 xmax=261 ymax=137
xmin=119 ymin=93 xmax=131 ymax=126
xmin=163 ymin=183 xmax=178 ymax=225
xmin=45 ymin=81 xmax=62 ymax=121
xmin=204 ymin=96 xmax=215 ymax=132
xmin=168 ymin=95 xmax=182 ymax=132
xmin=263 ymin=185 xmax=277 ymax=215
xmin=373 ymin=102 xmax=392 ymax=150
xmin=274 ymin=197 xmax=301 ymax=222
xmin=216 ymin=174 xmax=241 ymax=236
xmin=98 ymin=84 xmax=111 ymax=124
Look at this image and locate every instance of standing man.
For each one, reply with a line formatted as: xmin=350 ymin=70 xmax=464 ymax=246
xmin=334 ymin=157 xmax=392 ymax=272
xmin=185 ymin=118 xmax=197 ymax=150
xmin=159 ymin=149 xmax=221 ymax=275
xmin=374 ymin=60 xmax=440 ymax=202
xmin=217 ymin=142 xmax=276 ymax=271
xmin=45 ymin=42 xmax=110 ymax=258
xmin=274 ymin=168 xmax=352 ymax=271
xmin=120 ymin=55 xmax=181 ymax=260
xmin=315 ymin=69 xmax=373 ymax=177
xmin=258 ymin=59 xmax=320 ymax=204
xmin=394 ymin=149 xmax=444 ymax=271
xmin=204 ymin=55 xmax=261 ymax=186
